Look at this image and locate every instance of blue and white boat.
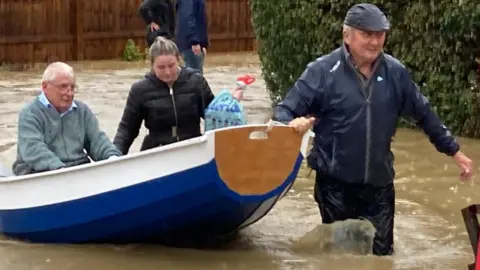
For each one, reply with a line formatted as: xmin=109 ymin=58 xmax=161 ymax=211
xmin=0 ymin=124 xmax=312 ymax=246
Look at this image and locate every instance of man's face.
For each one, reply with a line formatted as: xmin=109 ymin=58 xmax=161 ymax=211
xmin=344 ymin=27 xmax=386 ymax=64
xmin=42 ymin=74 xmax=76 ymax=113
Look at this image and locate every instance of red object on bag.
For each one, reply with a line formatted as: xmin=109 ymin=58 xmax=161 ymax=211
xmin=236 ymin=74 xmax=256 ymax=89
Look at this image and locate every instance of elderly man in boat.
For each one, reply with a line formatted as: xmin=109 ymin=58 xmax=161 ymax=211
xmin=11 ymin=62 xmax=121 ymax=176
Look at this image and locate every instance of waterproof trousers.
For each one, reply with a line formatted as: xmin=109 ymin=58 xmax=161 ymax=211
xmin=314 ymin=172 xmax=395 ymax=256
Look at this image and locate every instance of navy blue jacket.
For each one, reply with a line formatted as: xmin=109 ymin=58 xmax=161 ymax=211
xmin=274 ymin=45 xmax=460 ymax=187
xmin=175 ymin=0 xmax=209 ymax=51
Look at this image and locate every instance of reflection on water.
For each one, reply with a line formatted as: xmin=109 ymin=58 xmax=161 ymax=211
xmin=0 ymin=52 xmax=478 ymax=269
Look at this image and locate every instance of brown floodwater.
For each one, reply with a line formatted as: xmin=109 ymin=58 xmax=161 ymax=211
xmin=0 ymin=52 xmax=478 ymax=270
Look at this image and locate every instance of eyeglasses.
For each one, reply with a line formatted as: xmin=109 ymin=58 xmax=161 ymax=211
xmin=48 ymin=82 xmax=79 ymax=94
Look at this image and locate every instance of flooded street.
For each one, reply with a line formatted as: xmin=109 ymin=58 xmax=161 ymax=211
xmin=0 ymin=52 xmax=479 ymax=269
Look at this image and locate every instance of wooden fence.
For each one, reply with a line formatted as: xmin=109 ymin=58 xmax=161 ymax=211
xmin=0 ymin=0 xmax=256 ymax=64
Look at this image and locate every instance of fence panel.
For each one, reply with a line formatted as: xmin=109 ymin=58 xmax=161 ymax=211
xmin=0 ymin=0 xmax=255 ymax=64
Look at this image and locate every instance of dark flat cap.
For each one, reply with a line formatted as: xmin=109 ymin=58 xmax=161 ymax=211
xmin=344 ymin=3 xmax=390 ymax=32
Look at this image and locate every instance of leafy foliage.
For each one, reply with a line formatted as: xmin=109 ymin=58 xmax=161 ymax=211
xmin=249 ymin=0 xmax=480 ymax=137
xmin=123 ymin=39 xmax=145 ymax=61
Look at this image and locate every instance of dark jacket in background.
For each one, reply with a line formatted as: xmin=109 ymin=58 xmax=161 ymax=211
xmin=175 ymin=0 xmax=209 ymax=51
xmin=139 ymin=0 xmax=176 ymax=47
xmin=113 ymin=67 xmax=215 ymax=154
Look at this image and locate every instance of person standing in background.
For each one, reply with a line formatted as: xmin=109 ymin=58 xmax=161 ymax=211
xmin=175 ymin=0 xmax=209 ymax=73
xmin=139 ymin=0 xmax=176 ymax=47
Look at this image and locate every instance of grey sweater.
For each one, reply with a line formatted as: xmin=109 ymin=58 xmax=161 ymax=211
xmin=12 ymin=98 xmax=121 ymax=175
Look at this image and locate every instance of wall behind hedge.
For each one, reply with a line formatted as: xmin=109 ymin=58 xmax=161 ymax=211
xmin=249 ymin=0 xmax=480 ymax=137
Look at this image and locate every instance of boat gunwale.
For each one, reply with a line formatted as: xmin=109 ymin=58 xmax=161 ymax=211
xmin=0 ymin=124 xmax=285 ymax=183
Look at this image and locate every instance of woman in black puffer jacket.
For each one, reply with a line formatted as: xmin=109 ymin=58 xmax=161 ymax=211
xmin=113 ymin=36 xmax=241 ymax=154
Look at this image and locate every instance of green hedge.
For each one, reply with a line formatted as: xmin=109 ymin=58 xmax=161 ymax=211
xmin=249 ymin=0 xmax=480 ymax=137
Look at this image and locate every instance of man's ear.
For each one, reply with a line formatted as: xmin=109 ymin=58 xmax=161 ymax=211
xmin=343 ymin=31 xmax=350 ymax=44
xmin=41 ymin=81 xmax=48 ymax=93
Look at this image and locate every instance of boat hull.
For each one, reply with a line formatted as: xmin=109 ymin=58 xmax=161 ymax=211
xmin=0 ymin=124 xmax=309 ymax=245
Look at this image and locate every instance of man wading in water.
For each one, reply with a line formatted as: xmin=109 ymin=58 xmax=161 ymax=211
xmin=273 ymin=3 xmax=474 ymax=256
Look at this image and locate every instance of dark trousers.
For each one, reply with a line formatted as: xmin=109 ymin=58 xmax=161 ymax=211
xmin=314 ymin=172 xmax=395 ymax=256
xmin=181 ymin=49 xmax=205 ymax=74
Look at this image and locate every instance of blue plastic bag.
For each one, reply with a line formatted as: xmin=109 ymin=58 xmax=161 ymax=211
xmin=204 ymin=89 xmax=247 ymax=131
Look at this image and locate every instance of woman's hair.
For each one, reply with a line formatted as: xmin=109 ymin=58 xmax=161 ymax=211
xmin=148 ymin=36 xmax=180 ymax=63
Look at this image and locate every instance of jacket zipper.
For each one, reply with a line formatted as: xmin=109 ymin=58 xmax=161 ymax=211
xmin=170 ymin=87 xmax=180 ymax=142
xmin=365 ymin=88 xmax=373 ymax=183
xmin=351 ymin=70 xmax=375 ymax=184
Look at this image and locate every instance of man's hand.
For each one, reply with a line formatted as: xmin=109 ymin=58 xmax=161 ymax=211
xmin=192 ymin=44 xmax=202 ymax=55
xmin=452 ymin=151 xmax=473 ymax=181
xmin=288 ymin=117 xmax=315 ymax=135
xmin=150 ymin=22 xmax=160 ymax=32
